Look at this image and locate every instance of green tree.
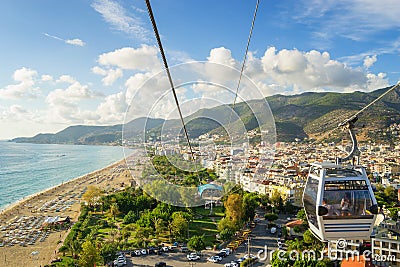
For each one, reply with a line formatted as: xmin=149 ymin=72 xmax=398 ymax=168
xmin=242 ymin=193 xmax=260 ymax=222
xmin=100 ymin=242 xmax=117 ymax=265
xmin=219 ymin=228 xmax=234 ymax=241
xmin=82 ymin=186 xmax=103 ymax=209
xmin=109 ymin=202 xmax=119 ymax=220
xmin=187 ymin=235 xmax=206 ymax=252
xmin=264 ymin=213 xmax=278 ymax=221
xmin=296 ymin=209 xmax=307 ymax=221
xmin=78 ymin=239 xmax=102 ymax=267
xmin=389 ymin=208 xmax=399 ymax=221
xmin=225 ymin=193 xmax=243 ymax=227
xmin=218 ymin=217 xmax=237 ymax=232
xmin=67 ymin=239 xmax=81 ymax=259
xmin=123 ymin=210 xmax=138 ymax=224
xmin=170 ymin=212 xmax=188 ymax=241
xmin=271 ymin=190 xmax=284 ymax=211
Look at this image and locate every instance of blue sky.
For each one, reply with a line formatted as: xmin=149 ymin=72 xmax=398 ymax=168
xmin=0 ymin=0 xmax=399 ymax=139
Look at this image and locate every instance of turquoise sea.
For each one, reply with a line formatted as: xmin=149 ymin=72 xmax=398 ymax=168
xmin=0 ymin=141 xmax=130 ymax=210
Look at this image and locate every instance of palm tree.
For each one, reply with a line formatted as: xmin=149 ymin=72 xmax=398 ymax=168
xmin=68 ymin=239 xmax=81 ymax=259
xmin=109 ymin=203 xmax=119 ymax=220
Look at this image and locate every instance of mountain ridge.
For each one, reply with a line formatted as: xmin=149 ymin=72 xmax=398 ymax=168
xmin=10 ymin=86 xmax=400 ymax=144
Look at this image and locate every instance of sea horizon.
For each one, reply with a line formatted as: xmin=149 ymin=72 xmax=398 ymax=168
xmin=0 ymin=141 xmax=132 ymax=211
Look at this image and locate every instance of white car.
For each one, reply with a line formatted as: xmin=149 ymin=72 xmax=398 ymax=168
xmin=225 ymin=261 xmax=239 ymax=267
xmin=133 ymin=250 xmax=141 ymax=256
xmin=140 ymin=249 xmax=147 ymax=255
xmin=187 ymin=252 xmax=200 ymax=261
xmin=208 ymin=255 xmax=222 ymax=263
xmin=220 ymin=248 xmax=231 ymax=256
xmin=244 ymin=254 xmax=256 ymax=259
xmin=270 ymin=227 xmax=277 ymax=234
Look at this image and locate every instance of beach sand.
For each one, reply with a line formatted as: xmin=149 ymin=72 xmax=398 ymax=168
xmin=0 ymin=159 xmax=135 ymax=267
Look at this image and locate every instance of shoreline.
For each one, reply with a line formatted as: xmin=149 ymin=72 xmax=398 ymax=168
xmin=0 ymin=158 xmax=126 ymax=218
xmin=0 ymin=155 xmax=134 ymax=267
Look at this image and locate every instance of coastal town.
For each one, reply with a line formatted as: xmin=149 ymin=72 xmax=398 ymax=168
xmin=1 ymin=122 xmax=400 ymax=267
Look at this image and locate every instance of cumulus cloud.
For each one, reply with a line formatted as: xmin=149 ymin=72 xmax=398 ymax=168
xmin=91 ymin=0 xmax=151 ymax=42
xmin=96 ymin=91 xmax=127 ymax=123
xmin=259 ymin=47 xmax=387 ymax=93
xmin=45 ymin=76 xmax=103 ymax=123
xmin=0 ymin=67 xmax=40 ymax=99
xmin=92 ymin=66 xmax=123 ymax=86
xmin=97 ymin=45 xmax=161 ymax=72
xmin=207 ymin=47 xmax=236 ymax=67
xmin=363 ymin=55 xmax=377 ymax=69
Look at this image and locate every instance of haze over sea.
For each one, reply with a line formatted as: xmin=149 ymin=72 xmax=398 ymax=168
xmin=0 ymin=141 xmax=131 ymax=210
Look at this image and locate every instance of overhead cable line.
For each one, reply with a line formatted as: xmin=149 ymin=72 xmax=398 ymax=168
xmin=311 ymin=81 xmax=400 ymax=144
xmin=227 ymin=0 xmax=261 ymax=132
xmin=145 ymin=0 xmax=194 ymax=160
xmin=347 ymin=81 xmax=400 ymax=121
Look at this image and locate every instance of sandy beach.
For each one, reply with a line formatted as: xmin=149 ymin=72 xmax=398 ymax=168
xmin=0 ymin=158 xmax=134 ymax=267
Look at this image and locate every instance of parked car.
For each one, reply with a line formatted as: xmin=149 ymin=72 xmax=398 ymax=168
xmin=220 ymin=248 xmax=231 ymax=255
xmin=131 ymin=250 xmax=141 ymax=256
xmin=155 ymin=262 xmax=166 ymax=267
xmin=141 ymin=248 xmax=147 ymax=255
xmin=237 ymin=257 xmax=246 ymax=263
xmin=208 ymin=255 xmax=222 ymax=263
xmin=180 ymin=246 xmax=189 ymax=253
xmin=225 ymin=261 xmax=239 ymax=267
xmin=270 ymin=227 xmax=277 ymax=234
xmin=217 ymin=251 xmax=227 ymax=258
xmin=187 ymin=252 xmax=200 ymax=261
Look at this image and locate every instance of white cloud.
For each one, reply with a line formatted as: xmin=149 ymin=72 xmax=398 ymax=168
xmin=259 ymin=47 xmax=388 ymax=93
xmin=96 ymin=91 xmax=127 ymax=123
xmin=92 ymin=66 xmax=123 ymax=86
xmin=363 ymin=55 xmax=377 ymax=69
xmin=43 ymin=33 xmax=86 ymax=47
xmin=0 ymin=67 xmax=40 ymax=99
xmin=65 ymin=38 xmax=86 ymax=47
xmin=45 ymin=77 xmax=103 ymax=123
xmin=41 ymin=74 xmax=53 ymax=82
xmin=366 ymin=72 xmax=390 ymax=91
xmin=207 ymin=47 xmax=236 ymax=67
xmin=97 ymin=45 xmax=161 ymax=72
xmin=92 ymin=0 xmax=151 ymax=42
xmin=56 ymin=75 xmax=76 ymax=84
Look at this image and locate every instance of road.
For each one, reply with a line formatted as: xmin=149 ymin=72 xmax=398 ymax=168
xmin=119 ymin=211 xmax=291 ymax=267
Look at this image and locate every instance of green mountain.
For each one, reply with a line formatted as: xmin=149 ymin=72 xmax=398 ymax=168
xmin=10 ymin=86 xmax=400 ymax=144
xmin=11 ymin=118 xmax=164 ymax=145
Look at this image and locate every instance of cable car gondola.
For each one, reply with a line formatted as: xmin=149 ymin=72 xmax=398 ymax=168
xmin=302 ymin=116 xmax=379 ymax=241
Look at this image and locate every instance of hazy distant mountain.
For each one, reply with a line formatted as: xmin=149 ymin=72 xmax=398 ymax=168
xmin=10 ymin=86 xmax=400 ymax=144
xmin=11 ymin=118 xmax=164 ymax=145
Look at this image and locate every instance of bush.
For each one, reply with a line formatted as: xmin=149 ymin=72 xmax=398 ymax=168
xmin=240 ymin=257 xmax=258 ymax=267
